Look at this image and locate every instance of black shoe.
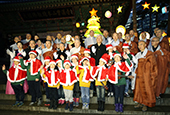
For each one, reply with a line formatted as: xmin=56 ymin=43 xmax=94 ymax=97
xmin=101 ymin=101 xmax=105 ymax=111
xmin=65 ymin=101 xmax=69 ymax=110
xmin=97 ymin=101 xmax=102 ymax=111
xmin=69 ymin=102 xmax=73 ymax=111
xmin=48 ymin=100 xmax=53 ymax=109
xmin=53 ymin=100 xmax=58 ymax=109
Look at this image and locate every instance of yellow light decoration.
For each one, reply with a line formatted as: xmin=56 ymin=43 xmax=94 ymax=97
xmin=162 ymin=31 xmax=167 ymax=37
xmin=76 ymin=22 xmax=80 ymax=28
xmin=116 ymin=25 xmax=126 ymax=39
xmin=152 ymin=4 xmax=160 ymax=12
xmin=89 ymin=8 xmax=98 ymax=17
xmin=117 ymin=6 xmax=123 ymax=14
xmin=142 ymin=2 xmax=150 ymax=10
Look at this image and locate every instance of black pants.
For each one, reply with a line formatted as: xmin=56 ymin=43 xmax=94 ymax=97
xmin=49 ymin=87 xmax=58 ymax=101
xmin=114 ymin=85 xmax=125 ymax=104
xmin=44 ymin=83 xmax=50 ymax=99
xmin=11 ymin=83 xmax=25 ymax=102
xmin=27 ymin=81 xmax=42 ymax=102
xmin=107 ymin=81 xmax=114 ymax=93
xmin=73 ymin=82 xmax=80 ymax=98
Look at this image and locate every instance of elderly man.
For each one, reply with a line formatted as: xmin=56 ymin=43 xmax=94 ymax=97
xmin=124 ymin=34 xmax=138 ymax=55
xmin=41 ymin=40 xmax=54 ymax=62
xmin=118 ymin=32 xmax=124 ymax=43
xmin=54 ymin=33 xmax=62 ymax=50
xmin=90 ymin=35 xmax=106 ymax=65
xmin=53 ymin=42 xmax=70 ymax=60
xmin=110 ymin=32 xmax=123 ymax=53
xmin=9 ymin=36 xmax=20 ymax=51
xmin=148 ymin=37 xmax=170 ymax=99
xmin=102 ymin=30 xmax=112 ymax=44
xmin=129 ymin=30 xmax=138 ymax=43
xmin=70 ymin=38 xmax=85 ymax=60
xmin=22 ymin=33 xmax=31 ymax=44
xmin=133 ymin=40 xmax=157 ymax=112
xmin=84 ymin=30 xmax=96 ymax=48
xmin=24 ymin=40 xmax=42 ymax=60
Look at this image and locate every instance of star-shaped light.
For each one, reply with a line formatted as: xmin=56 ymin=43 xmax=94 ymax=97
xmin=117 ymin=6 xmax=123 ymax=14
xmin=162 ymin=31 xmax=167 ymax=37
xmin=152 ymin=4 xmax=160 ymax=12
xmin=142 ymin=2 xmax=150 ymax=10
xmin=89 ymin=8 xmax=98 ymax=17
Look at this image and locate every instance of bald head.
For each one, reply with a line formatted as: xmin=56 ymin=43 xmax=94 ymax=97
xmin=151 ymin=37 xmax=159 ymax=48
xmin=138 ymin=40 xmax=146 ymax=52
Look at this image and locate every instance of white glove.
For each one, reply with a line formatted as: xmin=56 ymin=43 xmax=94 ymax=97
xmin=91 ymin=46 xmax=96 ymax=53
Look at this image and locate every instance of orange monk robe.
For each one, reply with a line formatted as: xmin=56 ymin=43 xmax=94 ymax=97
xmin=115 ymin=42 xmax=123 ymax=53
xmin=150 ymin=46 xmax=170 ymax=97
xmin=133 ymin=48 xmax=158 ymax=107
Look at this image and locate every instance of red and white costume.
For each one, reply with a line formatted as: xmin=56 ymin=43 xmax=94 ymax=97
xmin=108 ymin=53 xmax=132 ymax=84
xmin=7 ymin=64 xmax=27 ymax=83
xmin=59 ymin=60 xmax=77 ymax=86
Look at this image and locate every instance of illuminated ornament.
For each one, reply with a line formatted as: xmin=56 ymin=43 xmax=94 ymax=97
xmin=116 ymin=25 xmax=126 ymax=39
xmin=89 ymin=8 xmax=98 ymax=17
xmin=117 ymin=6 xmax=123 ymax=14
xmin=105 ymin=10 xmax=112 ymax=18
xmin=162 ymin=7 xmax=167 ymax=14
xmin=152 ymin=4 xmax=160 ymax=12
xmin=76 ymin=22 xmax=80 ymax=28
xmin=142 ymin=2 xmax=150 ymax=10
xmin=139 ymin=32 xmax=150 ymax=40
xmin=81 ymin=22 xmax=85 ymax=26
xmin=162 ymin=31 xmax=167 ymax=37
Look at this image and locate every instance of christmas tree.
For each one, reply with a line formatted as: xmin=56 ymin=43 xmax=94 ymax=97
xmin=84 ymin=8 xmax=103 ymax=37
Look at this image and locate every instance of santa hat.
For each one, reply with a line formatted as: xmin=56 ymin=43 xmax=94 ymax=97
xmin=13 ymin=56 xmax=20 ymax=62
xmin=106 ymin=44 xmax=113 ymax=50
xmin=122 ymin=43 xmax=129 ymax=49
xmin=64 ymin=60 xmax=71 ymax=66
xmin=49 ymin=60 xmax=56 ymax=65
xmin=70 ymin=54 xmax=78 ymax=60
xmin=56 ymin=59 xmax=62 ymax=64
xmin=29 ymin=50 xmax=37 ymax=56
xmin=79 ymin=57 xmax=89 ymax=64
xmin=113 ymin=53 xmax=121 ymax=58
xmin=84 ymin=49 xmax=91 ymax=54
xmin=44 ymin=56 xmax=51 ymax=62
xmin=100 ymin=57 xmax=108 ymax=64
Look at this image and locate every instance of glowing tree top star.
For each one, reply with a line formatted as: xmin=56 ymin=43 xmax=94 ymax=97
xmin=152 ymin=4 xmax=160 ymax=12
xmin=117 ymin=6 xmax=123 ymax=14
xmin=142 ymin=2 xmax=150 ymax=10
xmin=89 ymin=8 xmax=98 ymax=17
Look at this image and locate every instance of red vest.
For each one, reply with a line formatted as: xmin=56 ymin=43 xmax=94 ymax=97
xmin=7 ymin=65 xmax=27 ymax=83
xmin=91 ymin=66 xmax=108 ymax=81
xmin=59 ymin=69 xmax=77 ymax=86
xmin=108 ymin=61 xmax=132 ymax=84
xmin=25 ymin=58 xmax=42 ymax=75
xmin=44 ymin=69 xmax=60 ymax=86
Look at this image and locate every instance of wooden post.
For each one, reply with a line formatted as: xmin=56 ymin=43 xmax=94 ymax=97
xmin=167 ymin=0 xmax=170 ymax=37
xmin=132 ymin=0 xmax=137 ymax=32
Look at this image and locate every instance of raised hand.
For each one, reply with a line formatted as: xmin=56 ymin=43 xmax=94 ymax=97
xmin=123 ymin=54 xmax=128 ymax=59
xmin=2 ymin=65 xmax=5 ymax=70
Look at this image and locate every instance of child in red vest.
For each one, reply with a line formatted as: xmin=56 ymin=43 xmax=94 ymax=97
xmin=91 ymin=57 xmax=109 ymax=111
xmin=42 ymin=60 xmax=60 ymax=109
xmin=2 ymin=56 xmax=27 ymax=107
xmin=108 ymin=53 xmax=132 ymax=112
xmin=41 ymin=56 xmax=51 ymax=107
xmin=20 ymin=50 xmax=42 ymax=106
xmin=59 ymin=60 xmax=77 ymax=111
